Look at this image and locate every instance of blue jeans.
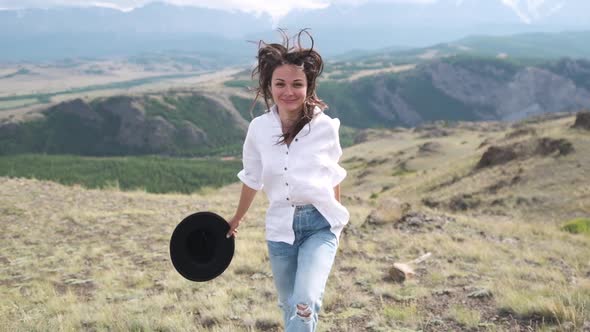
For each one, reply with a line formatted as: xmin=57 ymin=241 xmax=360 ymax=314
xmin=267 ymin=204 xmax=339 ymax=332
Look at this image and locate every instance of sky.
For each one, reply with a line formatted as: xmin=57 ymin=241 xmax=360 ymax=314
xmin=0 ymin=0 xmax=565 ymax=23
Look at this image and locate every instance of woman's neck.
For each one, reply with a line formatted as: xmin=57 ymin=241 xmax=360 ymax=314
xmin=277 ymin=107 xmax=302 ymax=132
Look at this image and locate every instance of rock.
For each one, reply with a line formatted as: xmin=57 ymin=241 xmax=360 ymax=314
xmin=467 ymin=288 xmax=493 ymax=299
xmin=476 ymin=145 xmax=518 ymax=169
xmin=365 ymin=198 xmax=410 ymax=226
xmin=433 ymin=289 xmax=454 ymax=296
xmin=571 ymin=111 xmax=590 ymax=130
xmin=476 ymin=137 xmax=574 ymax=169
xmin=388 ymin=263 xmax=413 ymax=283
xmin=249 ymin=272 xmax=271 ymax=280
xmin=505 ymin=127 xmax=536 ymax=139
xmin=418 ymin=141 xmax=442 ymax=155
xmin=388 ymin=252 xmax=432 ymax=283
xmin=395 ymin=212 xmax=455 ymax=232
xmin=535 ymin=137 xmax=574 ymax=156
xmin=449 ymin=194 xmax=481 ymax=211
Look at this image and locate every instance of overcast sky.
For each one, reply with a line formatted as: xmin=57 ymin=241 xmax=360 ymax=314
xmin=0 ymin=0 xmax=565 ymax=23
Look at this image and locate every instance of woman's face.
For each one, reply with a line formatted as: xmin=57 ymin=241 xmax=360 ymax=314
xmin=271 ymin=64 xmax=307 ymax=116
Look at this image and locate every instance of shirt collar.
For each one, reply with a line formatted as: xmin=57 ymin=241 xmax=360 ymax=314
xmin=269 ymin=104 xmax=322 ymax=127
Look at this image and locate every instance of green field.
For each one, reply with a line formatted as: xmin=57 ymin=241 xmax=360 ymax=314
xmin=0 ymin=154 xmax=242 ymax=194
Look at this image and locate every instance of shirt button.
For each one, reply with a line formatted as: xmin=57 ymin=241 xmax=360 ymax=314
xmin=286 ymin=151 xmax=289 ymax=155
xmin=284 ymin=167 xmax=287 ymax=171
xmin=285 ymin=182 xmax=289 ymax=186
xmin=286 ymin=198 xmax=290 ymax=201
xmin=292 ymin=205 xmax=295 ymax=207
xmin=295 ymin=138 xmax=299 ymax=142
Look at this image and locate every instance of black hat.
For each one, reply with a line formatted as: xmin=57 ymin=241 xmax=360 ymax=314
xmin=169 ymin=211 xmax=235 ymax=282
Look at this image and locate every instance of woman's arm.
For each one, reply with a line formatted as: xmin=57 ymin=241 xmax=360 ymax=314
xmin=334 ymin=184 xmax=341 ymax=203
xmin=226 ymin=184 xmax=258 ymax=238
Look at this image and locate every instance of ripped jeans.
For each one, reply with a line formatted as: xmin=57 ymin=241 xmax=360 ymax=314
xmin=267 ymin=204 xmax=339 ymax=332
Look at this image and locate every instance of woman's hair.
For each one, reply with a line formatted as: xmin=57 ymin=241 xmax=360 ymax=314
xmin=251 ymin=29 xmax=327 ymax=144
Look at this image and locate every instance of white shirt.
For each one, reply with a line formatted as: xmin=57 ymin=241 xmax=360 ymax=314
xmin=237 ymin=105 xmax=350 ymax=244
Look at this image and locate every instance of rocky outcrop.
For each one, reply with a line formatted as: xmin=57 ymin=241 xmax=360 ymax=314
xmin=497 ymin=68 xmax=590 ymax=121
xmin=571 ymin=111 xmax=590 ymax=130
xmin=371 ymin=76 xmax=423 ymax=126
xmin=357 ymin=59 xmax=590 ymax=127
xmin=476 ymin=137 xmax=574 ymax=169
xmin=426 ymin=61 xmax=590 ymax=122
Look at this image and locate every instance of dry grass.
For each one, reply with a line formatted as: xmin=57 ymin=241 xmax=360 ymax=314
xmin=2 ymin=113 xmax=590 ymax=331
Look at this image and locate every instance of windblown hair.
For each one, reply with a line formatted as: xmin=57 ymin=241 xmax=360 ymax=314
xmin=251 ymin=29 xmax=327 ymax=144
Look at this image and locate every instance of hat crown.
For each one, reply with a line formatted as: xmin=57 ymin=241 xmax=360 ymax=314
xmin=170 ymin=211 xmax=235 ymax=282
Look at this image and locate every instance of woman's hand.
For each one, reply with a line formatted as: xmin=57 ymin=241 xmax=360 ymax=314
xmin=226 ymin=215 xmax=241 ymax=238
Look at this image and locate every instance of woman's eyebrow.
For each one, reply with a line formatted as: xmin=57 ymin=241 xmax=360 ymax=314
xmin=273 ymin=78 xmax=304 ymax=82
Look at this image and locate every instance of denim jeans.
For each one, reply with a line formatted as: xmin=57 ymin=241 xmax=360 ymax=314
xmin=267 ymin=204 xmax=339 ymax=332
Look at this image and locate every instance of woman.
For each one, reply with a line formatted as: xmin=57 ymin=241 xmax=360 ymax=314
xmin=226 ymin=30 xmax=349 ymax=332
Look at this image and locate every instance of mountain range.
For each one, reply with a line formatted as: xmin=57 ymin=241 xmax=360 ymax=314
xmin=2 ymin=56 xmax=589 ymax=156
xmin=1 ymin=1 xmax=590 ymax=61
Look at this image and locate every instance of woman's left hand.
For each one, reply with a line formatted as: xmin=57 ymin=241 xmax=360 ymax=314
xmin=226 ymin=215 xmax=241 ymax=238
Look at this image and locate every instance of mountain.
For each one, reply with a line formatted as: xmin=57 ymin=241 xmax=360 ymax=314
xmin=277 ymin=0 xmax=590 ymax=53
xmin=2 ymin=56 xmax=589 ymax=156
xmin=319 ymin=57 xmax=590 ymax=128
xmin=335 ymin=31 xmax=590 ymax=64
xmin=0 ymin=2 xmax=268 ymax=61
xmin=1 ymin=1 xmax=590 ymax=61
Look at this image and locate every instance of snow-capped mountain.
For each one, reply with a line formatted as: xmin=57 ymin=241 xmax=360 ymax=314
xmin=0 ymin=0 xmax=588 ymax=61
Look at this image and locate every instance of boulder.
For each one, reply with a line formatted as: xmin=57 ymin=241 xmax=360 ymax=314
xmin=364 ymin=198 xmax=410 ymax=226
xmin=571 ymin=111 xmax=590 ymax=130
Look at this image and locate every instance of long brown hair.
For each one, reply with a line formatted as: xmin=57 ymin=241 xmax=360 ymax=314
xmin=251 ymin=29 xmax=327 ymax=144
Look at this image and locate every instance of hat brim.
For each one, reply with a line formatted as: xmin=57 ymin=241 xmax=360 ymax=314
xmin=170 ymin=211 xmax=235 ymax=282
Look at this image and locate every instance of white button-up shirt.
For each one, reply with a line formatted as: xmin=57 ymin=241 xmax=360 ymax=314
xmin=237 ymin=105 xmax=350 ymax=244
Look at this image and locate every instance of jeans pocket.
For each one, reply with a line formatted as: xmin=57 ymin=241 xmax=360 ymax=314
xmin=267 ymin=240 xmax=295 ymax=257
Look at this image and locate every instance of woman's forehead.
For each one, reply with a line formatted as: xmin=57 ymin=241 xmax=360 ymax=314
xmin=272 ymin=64 xmax=306 ymax=80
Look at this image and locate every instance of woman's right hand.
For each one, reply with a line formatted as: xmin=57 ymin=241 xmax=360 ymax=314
xmin=226 ymin=215 xmax=241 ymax=238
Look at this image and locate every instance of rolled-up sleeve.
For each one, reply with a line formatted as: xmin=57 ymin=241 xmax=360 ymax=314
xmin=237 ymin=121 xmax=264 ymax=190
xmin=328 ymin=118 xmax=346 ymax=186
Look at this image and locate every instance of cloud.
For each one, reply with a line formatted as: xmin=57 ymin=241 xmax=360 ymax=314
xmin=500 ymin=0 xmax=566 ymax=23
xmin=0 ymin=0 xmax=437 ymax=19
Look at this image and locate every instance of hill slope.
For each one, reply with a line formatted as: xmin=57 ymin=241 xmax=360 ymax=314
xmin=1 ymin=112 xmax=589 ymax=331
xmin=0 ymin=93 xmax=248 ymax=156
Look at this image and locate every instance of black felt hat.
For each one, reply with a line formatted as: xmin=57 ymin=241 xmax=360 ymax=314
xmin=170 ymin=211 xmax=235 ymax=282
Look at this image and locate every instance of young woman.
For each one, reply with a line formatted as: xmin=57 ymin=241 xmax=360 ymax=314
xmin=226 ymin=30 xmax=349 ymax=332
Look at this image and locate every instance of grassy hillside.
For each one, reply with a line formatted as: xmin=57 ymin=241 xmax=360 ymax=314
xmin=0 ymin=93 xmax=246 ymax=157
xmin=1 ymin=112 xmax=589 ymax=331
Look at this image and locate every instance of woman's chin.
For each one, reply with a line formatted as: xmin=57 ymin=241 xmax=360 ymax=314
xmin=278 ymin=104 xmax=304 ymax=114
